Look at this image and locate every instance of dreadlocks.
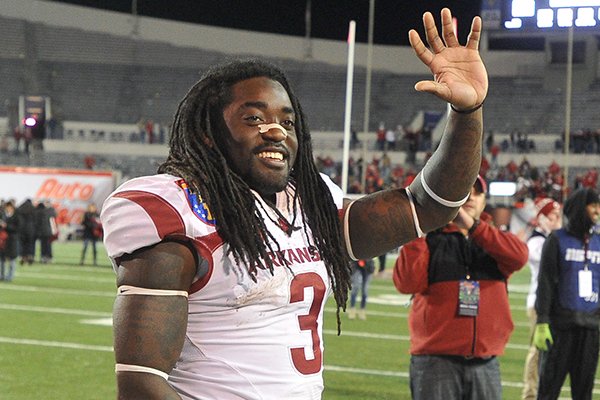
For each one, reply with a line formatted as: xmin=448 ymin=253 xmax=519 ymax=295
xmin=158 ymin=59 xmax=352 ymax=331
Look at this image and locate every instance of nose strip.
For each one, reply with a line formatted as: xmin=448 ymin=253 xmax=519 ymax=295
xmin=258 ymin=123 xmax=288 ymax=138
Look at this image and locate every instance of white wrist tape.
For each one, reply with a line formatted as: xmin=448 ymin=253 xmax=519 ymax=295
xmin=115 ymin=363 xmax=169 ymax=380
xmin=117 ymin=285 xmax=188 ymax=297
xmin=343 ymin=200 xmax=358 ymax=261
xmin=405 ymin=187 xmax=425 ymax=238
xmin=420 ymin=173 xmax=469 ymax=208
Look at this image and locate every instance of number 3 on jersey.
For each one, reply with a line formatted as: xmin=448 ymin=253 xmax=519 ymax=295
xmin=289 ymin=272 xmax=326 ymax=375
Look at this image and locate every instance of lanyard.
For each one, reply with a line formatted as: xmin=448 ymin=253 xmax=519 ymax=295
xmin=583 ymin=234 xmax=590 ymax=271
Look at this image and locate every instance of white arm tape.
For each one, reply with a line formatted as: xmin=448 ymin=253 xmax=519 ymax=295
xmin=115 ymin=363 xmax=169 ymax=380
xmin=343 ymin=200 xmax=359 ymax=261
xmin=117 ymin=285 xmax=189 ymax=297
xmin=405 ymin=187 xmax=425 ymax=238
xmin=420 ymin=173 xmax=469 ymax=208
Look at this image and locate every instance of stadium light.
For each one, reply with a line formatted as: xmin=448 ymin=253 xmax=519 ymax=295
xmin=489 ymin=182 xmax=517 ymax=197
xmin=549 ymin=0 xmax=600 ymax=7
xmin=502 ymin=0 xmax=600 ymax=30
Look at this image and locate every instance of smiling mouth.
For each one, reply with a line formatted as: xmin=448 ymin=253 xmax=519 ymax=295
xmin=257 ymin=151 xmax=284 ymax=161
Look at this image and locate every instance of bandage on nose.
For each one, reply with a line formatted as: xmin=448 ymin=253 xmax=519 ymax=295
xmin=258 ymin=123 xmax=288 ymax=138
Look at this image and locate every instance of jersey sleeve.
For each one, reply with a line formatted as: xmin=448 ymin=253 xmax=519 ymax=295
xmin=319 ymin=173 xmax=344 ymax=210
xmin=100 ymin=175 xmax=190 ymax=262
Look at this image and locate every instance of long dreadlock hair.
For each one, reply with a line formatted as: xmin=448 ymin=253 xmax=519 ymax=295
xmin=158 ymin=59 xmax=352 ymax=331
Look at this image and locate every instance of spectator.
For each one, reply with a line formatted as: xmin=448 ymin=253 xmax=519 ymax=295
xmin=0 ymin=201 xmax=21 ymax=281
xmin=23 ymin=126 xmax=32 ymax=156
xmin=350 ymin=126 xmax=360 ymax=150
xmin=34 ymin=200 xmax=57 ymax=264
xmin=136 ymin=118 xmax=146 ymax=143
xmin=385 ymin=126 xmax=396 ymax=151
xmin=393 ymin=176 xmax=528 ymax=400
xmin=376 ymin=122 xmax=386 ymax=151
xmin=521 ymin=198 xmax=562 ymax=400
xmin=84 ymin=155 xmax=96 ymax=170
xmin=16 ymin=199 xmax=36 ymax=265
xmin=80 ymin=203 xmax=101 ymax=266
xmin=13 ymin=126 xmax=22 ymax=154
xmin=405 ymin=128 xmax=419 ymax=165
xmin=0 ymin=135 xmax=8 ymax=153
xmin=485 ymin=130 xmax=494 ymax=152
xmin=348 ymin=258 xmax=375 ymax=320
xmin=534 ymin=188 xmax=600 ymax=400
xmin=145 ymin=119 xmax=154 ymax=144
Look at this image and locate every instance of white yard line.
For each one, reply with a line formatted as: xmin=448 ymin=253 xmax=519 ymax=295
xmin=0 ymin=303 xmax=111 ymax=317
xmin=0 ymin=284 xmax=115 ymax=297
xmin=323 ymin=329 xmax=530 ymax=351
xmin=0 ymin=337 xmax=113 ymax=352
xmin=1 ymin=335 xmax=595 ymax=395
xmin=15 ymin=272 xmax=115 ymax=283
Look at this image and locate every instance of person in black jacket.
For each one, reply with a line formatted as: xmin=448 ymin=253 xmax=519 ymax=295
xmin=535 ymin=188 xmax=600 ymax=400
xmin=17 ymin=198 xmax=36 ymax=265
xmin=1 ymin=201 xmax=21 ymax=281
xmin=80 ymin=203 xmax=101 ymax=266
xmin=34 ymin=200 xmax=57 ymax=264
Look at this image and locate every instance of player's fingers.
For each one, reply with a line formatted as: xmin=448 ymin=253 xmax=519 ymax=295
xmin=422 ymin=11 xmax=444 ymax=54
xmin=466 ymin=16 xmax=482 ymax=50
xmin=414 ymin=81 xmax=451 ymax=101
xmin=441 ymin=8 xmax=459 ymax=47
xmin=409 ymin=29 xmax=433 ymax=66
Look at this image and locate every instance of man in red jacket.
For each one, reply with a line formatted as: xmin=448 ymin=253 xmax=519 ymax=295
xmin=393 ymin=176 xmax=528 ymax=400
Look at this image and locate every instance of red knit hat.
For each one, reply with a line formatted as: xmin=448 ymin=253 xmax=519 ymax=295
xmin=535 ymin=197 xmax=561 ymax=218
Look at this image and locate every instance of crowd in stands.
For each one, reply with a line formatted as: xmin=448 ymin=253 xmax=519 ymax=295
xmin=2 ymin=114 xmax=598 ymax=212
xmin=317 ymin=147 xmax=598 ymax=205
xmin=134 ymin=118 xmax=169 ymax=145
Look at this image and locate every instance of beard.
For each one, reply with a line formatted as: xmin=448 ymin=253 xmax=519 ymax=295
xmin=241 ymin=161 xmax=291 ymax=197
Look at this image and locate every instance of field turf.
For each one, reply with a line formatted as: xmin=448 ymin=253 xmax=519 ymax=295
xmin=0 ymin=241 xmax=598 ymax=399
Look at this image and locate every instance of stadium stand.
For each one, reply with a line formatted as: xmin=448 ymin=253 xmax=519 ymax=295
xmin=0 ymin=3 xmax=598 ymax=193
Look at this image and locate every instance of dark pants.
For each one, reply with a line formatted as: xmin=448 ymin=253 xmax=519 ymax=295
xmin=350 ymin=267 xmax=373 ymax=309
xmin=537 ymin=326 xmax=599 ymax=400
xmin=38 ymin=236 xmax=52 ymax=261
xmin=81 ymin=238 xmax=97 ymax=265
xmin=410 ymin=355 xmax=502 ymax=400
xmin=20 ymin=233 xmax=35 ymax=259
xmin=378 ymin=252 xmax=387 ymax=273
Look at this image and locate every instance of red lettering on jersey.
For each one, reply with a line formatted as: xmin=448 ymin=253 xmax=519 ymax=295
xmin=287 ymin=248 xmax=301 ymax=264
xmin=309 ymin=247 xmax=321 ymax=262
xmin=296 ymin=247 xmax=312 ymax=263
xmin=267 ymin=251 xmax=282 ymax=267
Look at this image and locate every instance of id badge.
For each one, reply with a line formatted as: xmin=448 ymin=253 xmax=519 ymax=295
xmin=579 ymin=269 xmax=593 ymax=298
xmin=458 ymin=280 xmax=480 ymax=316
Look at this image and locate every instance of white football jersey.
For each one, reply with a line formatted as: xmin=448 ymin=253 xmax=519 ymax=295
xmin=101 ymin=173 xmax=344 ymax=400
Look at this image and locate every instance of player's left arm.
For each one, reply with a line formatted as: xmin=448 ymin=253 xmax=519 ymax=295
xmin=343 ymin=9 xmax=486 ymax=260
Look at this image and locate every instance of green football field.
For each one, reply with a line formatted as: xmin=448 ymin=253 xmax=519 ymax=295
xmin=1 ymin=241 xmax=598 ymax=399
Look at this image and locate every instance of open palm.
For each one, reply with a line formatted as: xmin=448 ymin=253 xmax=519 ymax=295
xmin=409 ymin=8 xmax=488 ymax=111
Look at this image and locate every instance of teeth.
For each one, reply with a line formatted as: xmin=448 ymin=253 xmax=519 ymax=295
xmin=258 ymin=152 xmax=284 ymax=161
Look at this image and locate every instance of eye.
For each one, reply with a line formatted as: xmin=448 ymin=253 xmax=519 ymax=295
xmin=281 ymin=119 xmax=295 ymax=129
xmin=244 ymin=115 xmax=264 ymax=123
